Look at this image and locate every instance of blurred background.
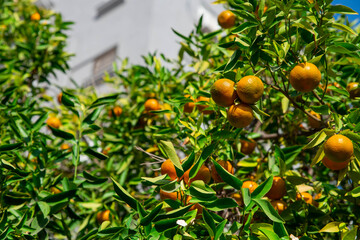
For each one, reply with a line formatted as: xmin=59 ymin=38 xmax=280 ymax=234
xmin=36 ymin=0 xmax=359 ymax=92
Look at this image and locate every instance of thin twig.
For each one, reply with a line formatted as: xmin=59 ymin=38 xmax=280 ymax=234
xmin=271 ymin=85 xmax=326 ymax=125
xmin=135 ymin=146 xmax=166 ymax=163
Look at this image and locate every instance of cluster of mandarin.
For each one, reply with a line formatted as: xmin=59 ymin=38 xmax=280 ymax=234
xmin=158 ymin=157 xmax=327 ymax=217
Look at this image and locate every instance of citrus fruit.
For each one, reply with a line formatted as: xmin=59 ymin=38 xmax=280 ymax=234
xmin=210 ymin=78 xmax=237 ymax=107
xmin=346 ymin=82 xmax=360 ymax=99
xmin=307 ymin=110 xmax=321 ymax=129
xmin=218 ymin=10 xmax=236 ymax=29
xmin=211 ymin=160 xmax=234 ymax=183
xmin=266 ymin=176 xmax=286 ymax=200
xmin=60 ymin=143 xmax=71 ymax=151
xmin=96 ymin=210 xmax=110 ymax=224
xmin=289 ymin=62 xmax=321 ymax=92
xmin=271 ymin=200 xmax=287 ymax=214
xmin=242 ymin=181 xmax=258 ymax=194
xmin=46 ymin=117 xmax=61 ymax=129
xmin=324 ymin=134 xmax=353 ymax=162
xmin=159 ymin=189 xmax=181 ymax=201
xmin=184 ymin=94 xmax=195 ymax=113
xmin=161 ymin=159 xmax=178 ymax=181
xmin=322 ymin=156 xmax=350 ymax=170
xmin=240 ymin=139 xmax=256 ymax=155
xmin=232 ymin=192 xmax=243 ymax=206
xmin=196 ymin=96 xmax=213 ymax=115
xmin=296 ymin=192 xmax=313 ymax=204
xmin=109 ymin=106 xmax=123 ymax=117
xmin=50 ymin=187 xmax=62 ymax=194
xmin=227 ymin=103 xmax=253 ymax=128
xmin=236 ymin=76 xmax=264 ymax=104
xmin=183 ymin=165 xmax=211 ymax=185
xmin=144 ymin=99 xmax=161 ymax=112
xmin=58 ymin=92 xmax=62 ymax=104
xmin=31 ymin=12 xmax=40 ymax=21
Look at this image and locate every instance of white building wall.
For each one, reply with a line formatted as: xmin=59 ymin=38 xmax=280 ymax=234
xmin=45 ymin=0 xmax=224 ymax=93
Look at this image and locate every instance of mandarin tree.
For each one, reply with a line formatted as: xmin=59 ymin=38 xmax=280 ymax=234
xmin=1 ymin=0 xmax=360 ymax=239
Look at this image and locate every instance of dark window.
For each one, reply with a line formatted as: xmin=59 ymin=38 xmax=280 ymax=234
xmin=89 ymin=46 xmax=117 ymax=86
xmin=96 ymin=0 xmax=124 ymax=18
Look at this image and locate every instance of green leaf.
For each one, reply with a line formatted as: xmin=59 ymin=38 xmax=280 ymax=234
xmin=154 ymin=205 xmax=193 ymax=221
xmin=188 ymin=180 xmax=217 ymax=201
xmin=140 ymin=203 xmax=163 ymax=226
xmin=82 ymin=124 xmax=102 ymax=135
xmin=328 ymin=5 xmax=358 ymax=15
xmin=202 ymin=198 xmax=238 ymax=211
xmin=189 ymin=144 xmax=216 ymax=180
xmin=0 ymin=226 xmax=11 ymax=240
xmin=50 ymin=127 xmax=75 ymax=140
xmin=154 ymin=217 xmax=188 ymax=233
xmin=90 ymin=94 xmax=118 ymax=109
xmin=318 ymin=222 xmax=342 ymax=233
xmin=112 ymin=177 xmax=143 ymax=211
xmin=251 ymin=223 xmax=273 ymax=235
xmin=342 ymin=226 xmax=358 ymax=240
xmin=310 ymin=144 xmax=325 ymax=167
xmin=232 ymin=22 xmax=258 ymax=34
xmin=83 ymin=107 xmax=103 ymax=125
xmin=215 ymin=220 xmax=227 ymax=240
xmin=281 ymin=97 xmax=289 ymax=113
xmin=211 ymin=159 xmax=243 ymax=190
xmin=0 ymin=142 xmax=23 ymax=152
xmin=203 ymin=209 xmax=216 ymax=237
xmin=224 ymin=50 xmax=241 ymax=72
xmin=84 ymin=148 xmax=108 ymax=160
xmin=83 ymin=171 xmax=107 ymax=184
xmin=43 ymin=190 xmax=76 ymax=203
xmin=61 ymin=91 xmax=80 ymax=107
xmin=258 ymin=228 xmax=281 ymax=240
xmin=303 ymin=130 xmax=327 ymax=150
xmin=348 ymin=186 xmax=360 ymax=197
xmin=310 ymin=105 xmax=330 ymax=115
xmin=251 ymin=176 xmax=273 ymax=199
xmin=159 ymin=140 xmax=183 ymax=178
xmin=32 ymin=112 xmax=49 ymax=132
xmin=37 ymin=201 xmax=51 ymax=217
xmin=273 ymin=222 xmax=288 ymax=238
xmin=141 ymin=175 xmax=169 ymax=185
xmin=252 ymin=199 xmax=284 ymax=223
xmin=241 ymin=188 xmax=251 ymax=207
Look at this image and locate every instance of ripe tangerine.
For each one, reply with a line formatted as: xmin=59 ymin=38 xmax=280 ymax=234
xmin=242 ymin=181 xmax=258 ymax=194
xmin=161 ymin=159 xmax=178 ymax=181
xmin=266 ymin=176 xmax=286 ymax=200
xmin=289 ymin=62 xmax=321 ymax=93
xmin=47 ymin=117 xmax=61 ymax=129
xmin=210 ymin=78 xmax=237 ymax=107
xmin=236 ymin=76 xmax=264 ymax=104
xmin=324 ymin=134 xmax=353 ymax=163
xmin=227 ymin=103 xmax=253 ymax=128
xmin=240 ymin=139 xmax=256 ymax=155
xmin=218 ymin=10 xmax=236 ymax=29
xmin=184 ymin=94 xmax=195 ymax=113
